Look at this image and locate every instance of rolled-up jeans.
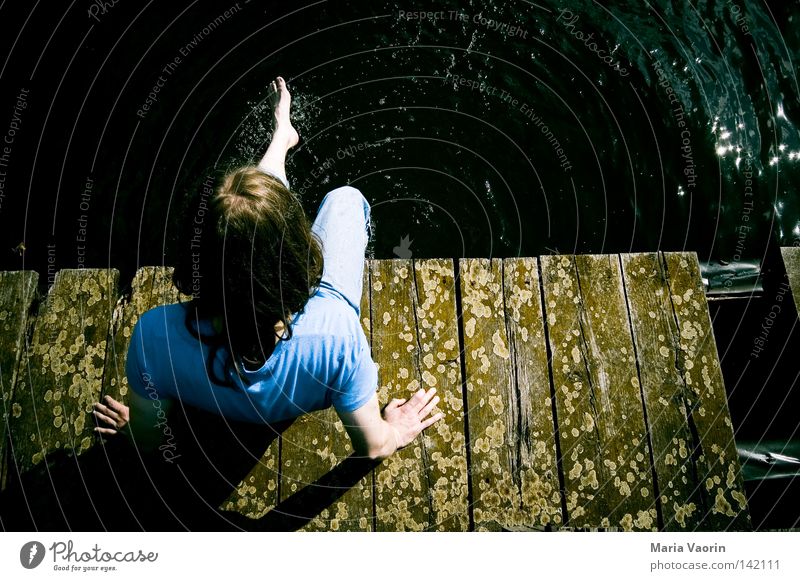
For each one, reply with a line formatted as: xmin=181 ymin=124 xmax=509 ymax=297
xmin=265 ymin=168 xmax=372 ymax=316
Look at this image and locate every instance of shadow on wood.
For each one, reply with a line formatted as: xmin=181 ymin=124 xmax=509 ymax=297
xmin=1 ymin=408 xmax=281 ymax=530
xmin=0 ymin=404 xmax=378 ymax=531
xmin=219 ymin=455 xmax=378 ymax=532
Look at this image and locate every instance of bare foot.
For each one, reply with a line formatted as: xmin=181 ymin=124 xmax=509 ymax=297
xmin=270 ymin=76 xmax=299 ymax=149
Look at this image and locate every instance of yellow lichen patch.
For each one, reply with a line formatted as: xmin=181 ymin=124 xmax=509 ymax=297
xmin=713 ymin=487 xmax=735 ymax=517
xmin=614 ymin=476 xmax=631 ymax=497
xmin=731 ymin=489 xmax=748 ymax=511
xmin=465 ymin=317 xmax=476 ymax=338
xmin=12 ymin=402 xmax=22 ymax=418
xmin=582 ymin=412 xmax=595 ymax=432
xmin=580 ymin=468 xmax=599 ymax=491
xmin=491 ymin=330 xmax=509 ymax=358
xmin=487 ymin=394 xmax=504 ymax=415
xmin=421 ymin=371 xmax=437 ymax=387
xmin=672 ymin=501 xmax=696 ymax=527
xmin=634 ymin=509 xmax=656 ymax=530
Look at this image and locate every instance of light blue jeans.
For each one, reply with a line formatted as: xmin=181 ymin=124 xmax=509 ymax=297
xmin=272 ymin=170 xmax=372 ymax=316
xmin=311 ymin=186 xmax=372 ymax=316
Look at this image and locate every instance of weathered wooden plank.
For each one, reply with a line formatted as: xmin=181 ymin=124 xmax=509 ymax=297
xmin=541 ymin=255 xmax=604 ymax=527
xmin=542 ymin=255 xmax=660 ymax=530
xmin=371 ymin=259 xmax=433 ymax=531
xmin=459 ymin=258 xmax=523 ymax=530
xmin=9 ymin=269 xmax=118 ymax=473
xmin=503 ymin=257 xmax=563 ymax=528
xmin=781 ymin=247 xmax=800 ymax=314
xmin=358 ymin=260 xmax=376 ymax=531
xmin=277 ymin=412 xmax=370 ymax=530
xmin=663 ymin=252 xmax=751 ymax=530
xmin=0 ymin=271 xmax=39 ymax=490
xmin=572 ymin=254 xmax=657 ymax=530
xmin=102 ymin=267 xmax=156 ymax=404
xmin=620 ymin=253 xmax=704 ymax=530
xmin=278 ymin=261 xmax=373 ymax=531
xmin=150 ymin=266 xmax=181 ymax=305
xmin=217 ymin=450 xmax=279 ymax=522
xmin=412 ymin=258 xmax=469 ymax=531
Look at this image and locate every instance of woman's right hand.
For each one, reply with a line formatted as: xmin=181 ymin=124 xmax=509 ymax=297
xmin=381 ymin=387 xmax=443 ymax=451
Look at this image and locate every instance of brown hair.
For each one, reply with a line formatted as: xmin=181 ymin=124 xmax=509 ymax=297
xmin=173 ymin=166 xmax=324 ymax=387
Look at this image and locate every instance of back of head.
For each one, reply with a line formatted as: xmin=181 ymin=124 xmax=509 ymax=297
xmin=173 ymin=166 xmax=324 ymax=379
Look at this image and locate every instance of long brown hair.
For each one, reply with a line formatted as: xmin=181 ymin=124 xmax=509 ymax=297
xmin=173 ymin=166 xmax=324 ymax=387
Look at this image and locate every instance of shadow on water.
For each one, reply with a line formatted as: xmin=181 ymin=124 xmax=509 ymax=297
xmin=0 ymin=407 xmax=376 ymax=531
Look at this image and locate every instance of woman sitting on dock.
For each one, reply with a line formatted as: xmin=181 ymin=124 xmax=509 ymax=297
xmin=92 ymin=76 xmax=442 ymax=460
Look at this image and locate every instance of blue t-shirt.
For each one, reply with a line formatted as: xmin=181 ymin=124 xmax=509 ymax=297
xmin=125 ymin=281 xmax=378 ymax=423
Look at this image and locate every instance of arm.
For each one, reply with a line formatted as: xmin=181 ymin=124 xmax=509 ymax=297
xmin=336 ymin=388 xmax=443 ymax=461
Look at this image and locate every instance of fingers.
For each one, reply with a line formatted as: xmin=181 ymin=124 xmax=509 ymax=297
xmin=387 ymin=397 xmax=407 ymax=409
xmin=103 ymin=395 xmax=125 ymax=413
xmin=93 ymin=410 xmax=118 ymax=429
xmin=407 ymin=387 xmax=436 ymax=412
xmin=94 ymin=401 xmax=119 ymax=422
xmin=94 ymin=427 xmax=118 ymax=436
xmin=419 ymin=394 xmax=440 ymax=418
xmin=421 ymin=412 xmax=444 ymax=430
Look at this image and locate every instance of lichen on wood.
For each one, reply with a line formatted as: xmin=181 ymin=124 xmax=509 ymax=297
xmin=0 ymin=271 xmax=39 ymax=490
xmin=10 ymin=269 xmax=118 ymax=473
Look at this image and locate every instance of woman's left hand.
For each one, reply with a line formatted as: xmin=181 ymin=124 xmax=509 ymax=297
xmin=93 ymin=395 xmax=130 ymax=436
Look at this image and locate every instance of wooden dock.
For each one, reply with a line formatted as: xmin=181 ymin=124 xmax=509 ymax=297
xmin=782 ymin=247 xmax=800 ymax=314
xmin=0 ymin=253 xmax=751 ymax=531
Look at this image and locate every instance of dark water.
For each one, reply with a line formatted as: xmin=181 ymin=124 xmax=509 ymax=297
xmin=0 ymin=0 xmax=798 ymax=525
xmin=1 ymin=0 xmax=798 ymax=273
